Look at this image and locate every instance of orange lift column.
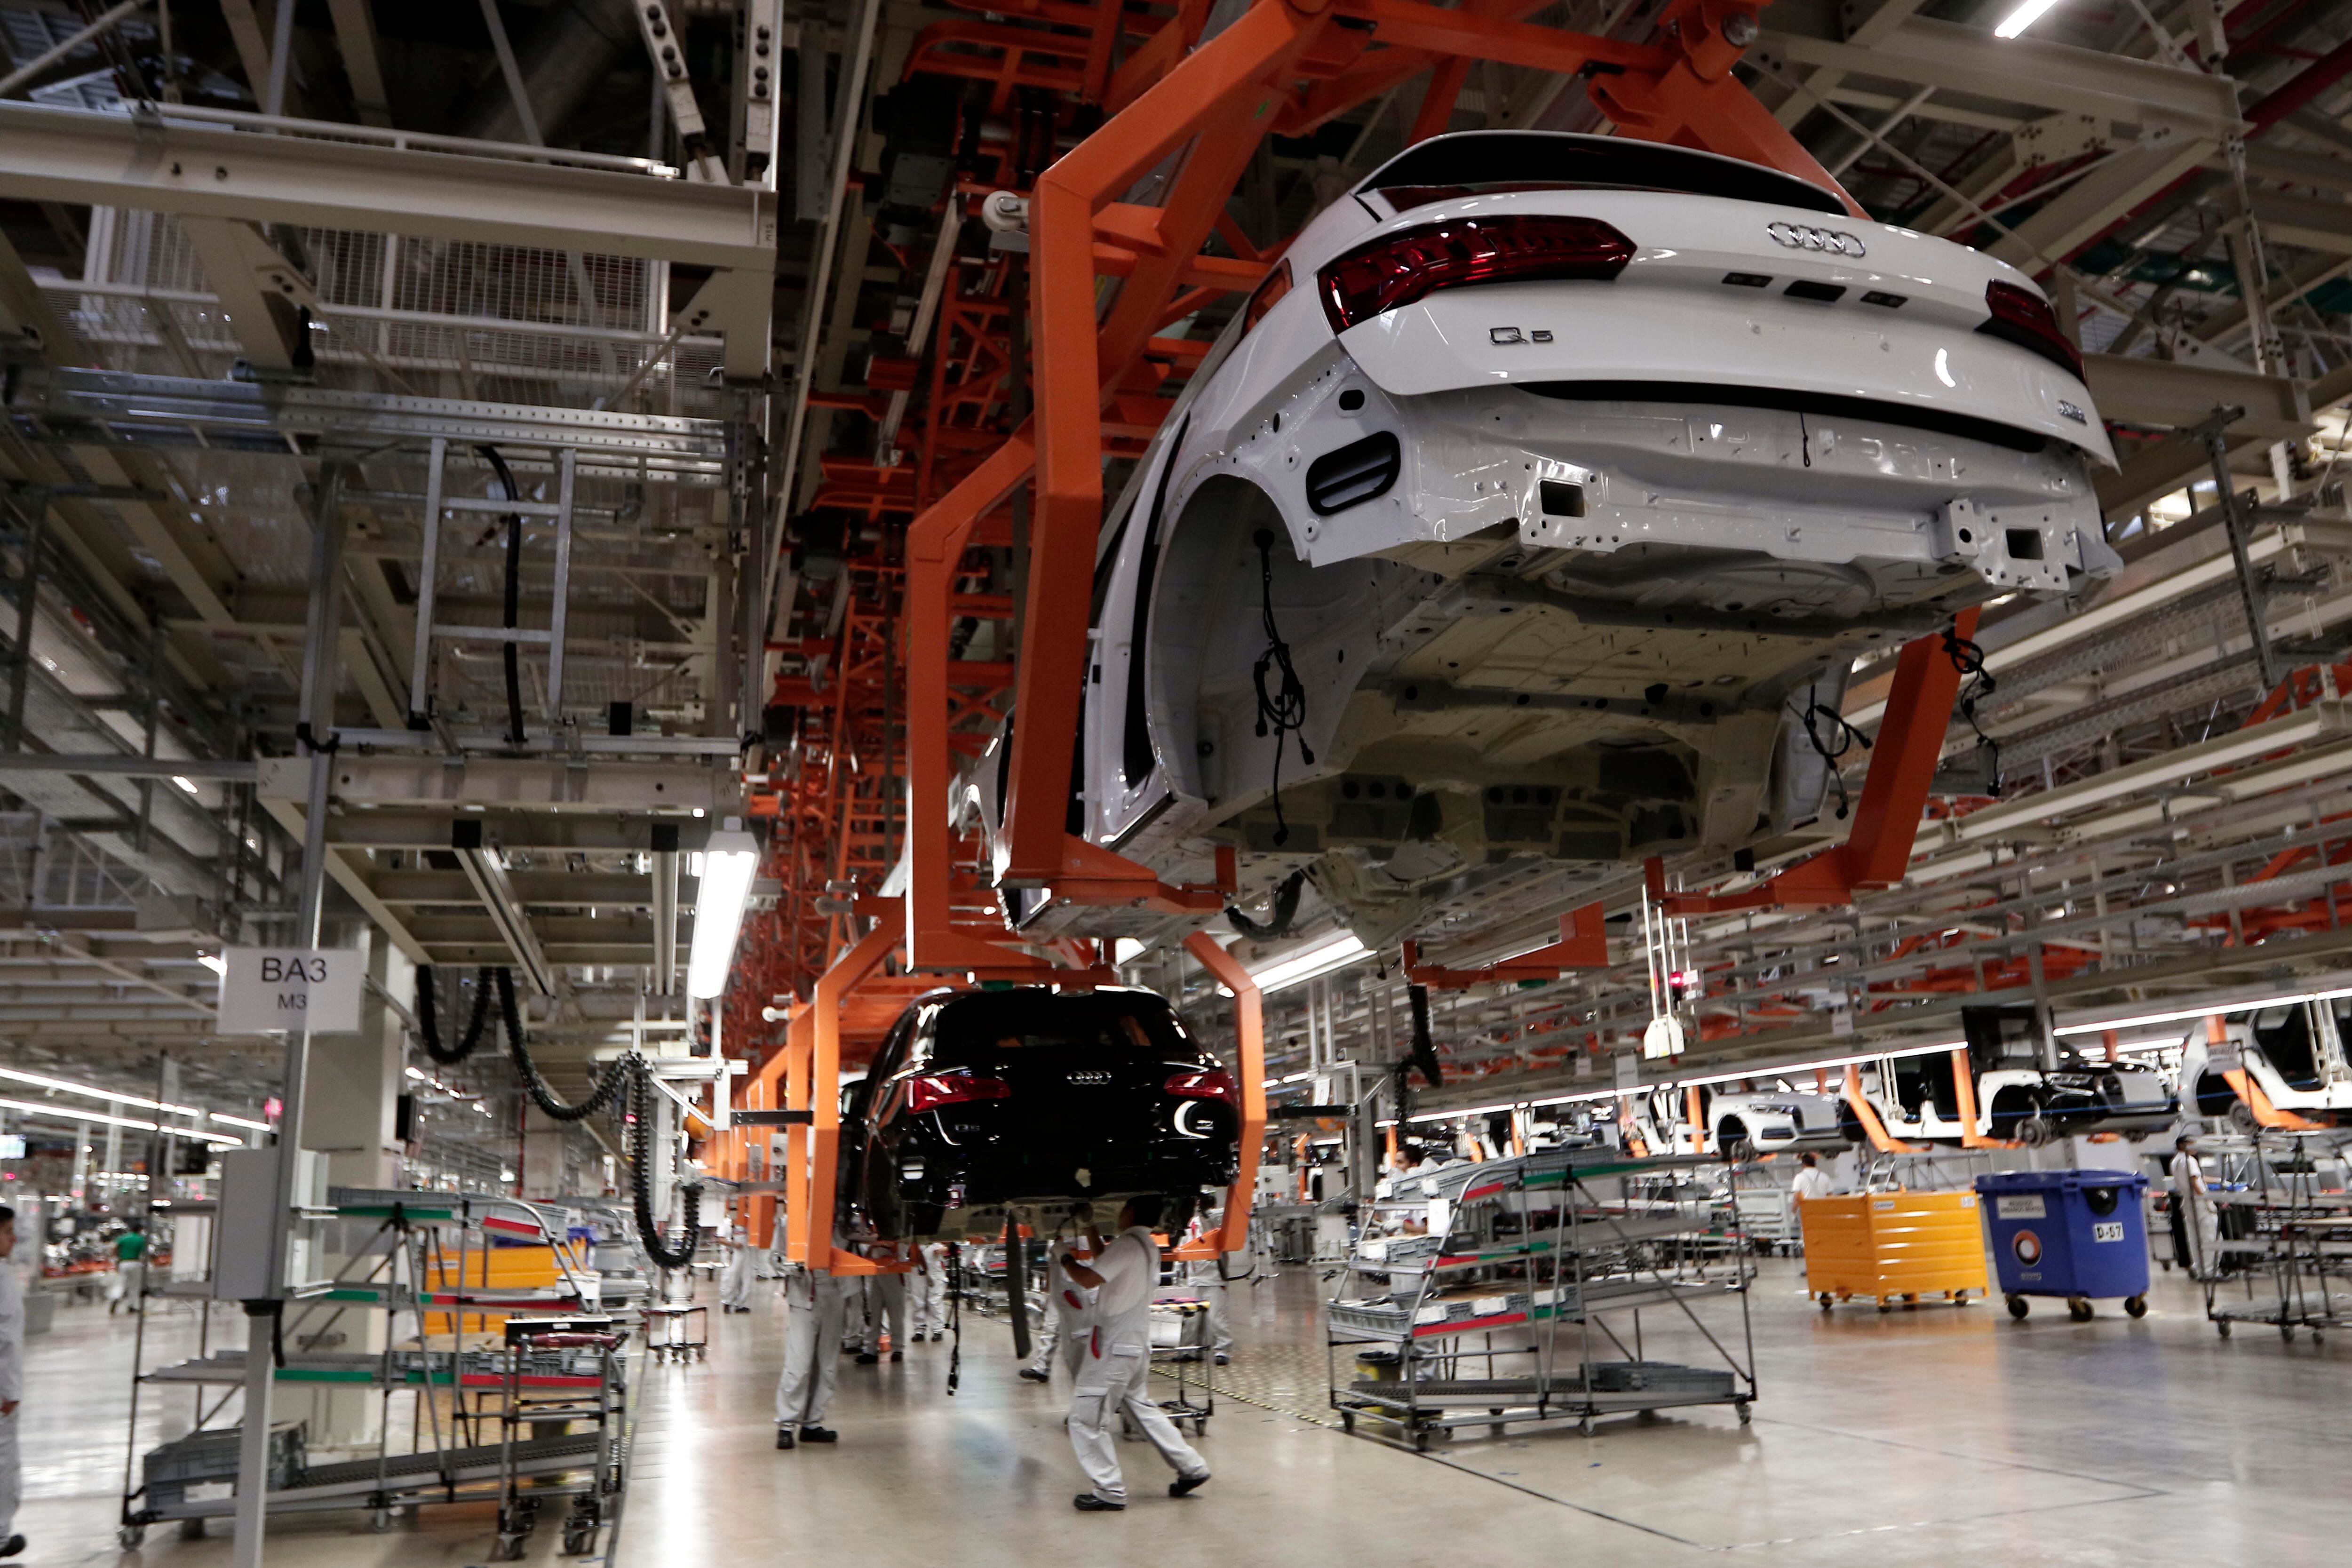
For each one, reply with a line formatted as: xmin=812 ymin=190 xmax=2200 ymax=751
xmin=1179 ymin=931 xmax=1267 ymax=1257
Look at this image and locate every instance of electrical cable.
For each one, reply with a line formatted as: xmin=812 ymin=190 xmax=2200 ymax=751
xmin=629 ymin=1065 xmax=702 ymax=1271
xmin=474 ymin=445 xmax=527 ymax=746
xmin=496 ymin=967 xmax=630 ymax=1123
xmin=1003 ymin=1216 xmax=1030 ymax=1361
xmin=414 ymin=964 xmax=494 ymax=1065
xmin=1224 ymin=868 xmax=1305 ymax=940
xmin=1943 ymin=625 xmax=2002 ymax=797
xmin=946 ymin=1242 xmax=961 ymax=1396
xmin=1793 ymin=682 xmax=1874 ymax=820
xmin=1405 ymin=982 xmax=1443 ymax=1088
xmin=1248 ymin=528 xmax=1313 ymax=846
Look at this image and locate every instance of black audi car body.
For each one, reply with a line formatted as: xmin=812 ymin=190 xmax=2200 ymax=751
xmin=835 ymin=986 xmax=1243 ymax=1242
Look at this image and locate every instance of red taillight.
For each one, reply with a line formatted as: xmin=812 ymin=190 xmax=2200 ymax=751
xmin=1976 ymin=280 xmax=2083 ymax=381
xmin=1318 ymin=215 xmax=1635 ymax=334
xmin=906 ymin=1070 xmax=1011 ymax=1114
xmin=1165 ymin=1068 xmax=1239 ymax=1107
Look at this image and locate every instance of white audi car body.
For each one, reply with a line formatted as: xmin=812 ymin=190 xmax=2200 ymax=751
xmin=986 ymin=132 xmax=2119 ymax=940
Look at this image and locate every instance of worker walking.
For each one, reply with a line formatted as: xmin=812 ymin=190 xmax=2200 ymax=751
xmin=0 ymin=1205 xmax=24 ymax=1557
xmin=1790 ymin=1152 xmax=1835 ymax=1202
xmin=2172 ymin=1134 xmax=2219 ymax=1280
xmin=857 ymin=1255 xmax=908 ymax=1362
xmin=107 ymin=1222 xmax=146 ymax=1315
xmin=1019 ymin=1232 xmax=1092 ymax=1384
xmin=718 ymin=1224 xmax=755 ymax=1314
xmin=1180 ymin=1209 xmax=1236 ymax=1366
xmin=774 ymin=1260 xmax=847 ymax=1449
xmin=909 ymin=1242 xmax=949 ymax=1341
xmin=1061 ymin=1197 xmax=1210 ymax=1511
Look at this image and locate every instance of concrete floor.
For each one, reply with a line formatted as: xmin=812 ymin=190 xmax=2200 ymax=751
xmin=17 ymin=1258 xmax=2352 ymax=1568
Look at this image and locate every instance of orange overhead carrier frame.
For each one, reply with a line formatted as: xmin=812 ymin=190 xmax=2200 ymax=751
xmin=901 ymin=0 xmax=1872 ymax=976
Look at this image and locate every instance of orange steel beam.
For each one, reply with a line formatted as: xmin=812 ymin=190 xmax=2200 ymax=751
xmin=1669 ymin=606 xmax=1982 ymax=916
xmin=1001 ymin=0 xmax=1321 ymax=883
xmin=1183 ymin=930 xmax=1266 ymax=1256
xmin=1401 ymin=902 xmax=1610 ymax=987
xmin=990 ymin=0 xmax=1859 ymax=902
xmin=1948 ymin=1045 xmax=2012 ymax=1149
xmin=2223 ymin=1065 xmax=2328 ymax=1130
xmin=1843 ymin=1064 xmax=1921 ymax=1154
xmin=789 ymin=907 xmax=905 ymax=1265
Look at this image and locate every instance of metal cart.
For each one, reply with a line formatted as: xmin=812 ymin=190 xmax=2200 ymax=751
xmin=1327 ymin=1149 xmax=1756 ymax=1449
xmin=1148 ymin=1297 xmax=1215 ymax=1434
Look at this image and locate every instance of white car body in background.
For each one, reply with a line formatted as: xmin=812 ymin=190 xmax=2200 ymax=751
xmin=2180 ymin=998 xmax=2352 ymax=1132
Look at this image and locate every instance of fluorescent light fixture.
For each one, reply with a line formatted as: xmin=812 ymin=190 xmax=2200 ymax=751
xmin=0 ymin=1065 xmax=200 ymax=1118
xmin=198 ymin=954 xmax=226 ymax=977
xmin=1994 ymin=0 xmax=2062 ymax=36
xmin=2053 ymin=987 xmax=2352 ymax=1038
xmin=686 ymin=824 xmax=761 ymax=999
xmin=1246 ymin=931 xmax=1367 ymax=994
xmin=0 ymin=1094 xmax=159 ymax=1132
xmin=172 ymin=775 xmax=199 ymax=795
xmin=209 ymin=1112 xmax=272 ymax=1131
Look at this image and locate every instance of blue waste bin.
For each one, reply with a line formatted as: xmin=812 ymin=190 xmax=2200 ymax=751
xmin=1974 ymin=1170 xmax=2150 ymax=1322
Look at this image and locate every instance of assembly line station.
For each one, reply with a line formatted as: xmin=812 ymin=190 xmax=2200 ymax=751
xmin=5 ymin=0 xmax=2352 ymax=1563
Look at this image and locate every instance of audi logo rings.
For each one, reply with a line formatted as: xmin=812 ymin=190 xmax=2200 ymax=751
xmin=1767 ymin=222 xmax=1866 ymax=258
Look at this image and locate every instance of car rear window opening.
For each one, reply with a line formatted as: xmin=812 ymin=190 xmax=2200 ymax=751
xmin=935 ymin=992 xmax=1191 ymax=1054
xmin=1358 ymin=131 xmax=1848 ymax=216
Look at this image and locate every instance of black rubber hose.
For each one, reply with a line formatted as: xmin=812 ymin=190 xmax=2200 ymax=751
xmin=946 ymin=1242 xmax=961 ymax=1397
xmin=474 ymin=445 xmax=527 ymax=746
xmin=1407 ymin=983 xmax=1443 ymax=1088
xmin=497 ymin=968 xmax=629 ymax=1122
xmin=630 ymin=1066 xmax=702 ymax=1271
xmin=1225 ymin=868 xmax=1305 ymax=941
xmin=414 ymin=964 xmax=494 ymax=1065
xmin=1004 ymin=1218 xmax=1030 ymax=1361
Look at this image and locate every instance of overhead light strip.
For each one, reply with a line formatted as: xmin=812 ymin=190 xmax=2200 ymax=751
xmin=2052 ymin=987 xmax=2352 ymax=1038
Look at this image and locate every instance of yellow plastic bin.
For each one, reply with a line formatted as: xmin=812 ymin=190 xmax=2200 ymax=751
xmin=1800 ymin=1191 xmax=1988 ymax=1313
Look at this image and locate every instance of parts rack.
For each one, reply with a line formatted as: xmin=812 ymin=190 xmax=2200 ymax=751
xmin=119 ymin=1192 xmax=645 ymax=1563
xmin=1327 ymin=1148 xmax=1756 ymax=1448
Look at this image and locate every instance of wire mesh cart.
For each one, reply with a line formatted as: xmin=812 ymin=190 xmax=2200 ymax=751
xmin=1149 ymin=1297 xmax=1216 ymax=1435
xmin=2200 ymin=1131 xmax=2352 ymax=1341
xmin=493 ymin=1315 xmax=629 ymax=1560
xmin=1327 ymin=1149 xmax=1756 ymax=1449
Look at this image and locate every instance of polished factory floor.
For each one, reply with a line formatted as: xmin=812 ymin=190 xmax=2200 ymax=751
xmin=18 ymin=1256 xmax=2352 ymax=1567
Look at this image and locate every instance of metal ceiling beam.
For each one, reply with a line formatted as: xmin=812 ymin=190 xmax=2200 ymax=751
xmin=1760 ymin=16 xmax=2246 ymax=136
xmin=0 ymin=103 xmax=776 ymax=269
xmin=259 ymin=754 xmax=740 ymax=814
xmin=0 ymin=101 xmax=775 ymax=371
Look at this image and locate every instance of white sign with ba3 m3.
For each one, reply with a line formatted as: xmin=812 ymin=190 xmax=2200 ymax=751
xmin=215 ymin=948 xmax=364 ymax=1035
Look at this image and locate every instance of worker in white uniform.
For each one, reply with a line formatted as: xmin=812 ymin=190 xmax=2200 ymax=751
xmin=1060 ymin=1196 xmax=1211 ymax=1511
xmin=718 ymin=1223 xmax=756 ymax=1313
xmin=0 ymin=1205 xmax=24 ymax=1558
xmin=1790 ymin=1152 xmax=1835 ymax=1202
xmin=909 ymin=1242 xmax=949 ymax=1341
xmin=1180 ymin=1209 xmax=1236 ymax=1365
xmin=773 ymin=1253 xmax=849 ymax=1449
xmin=856 ymin=1247 xmax=909 ymax=1362
xmin=2172 ymin=1133 xmax=2219 ymax=1280
xmin=1019 ymin=1232 xmax=1093 ymax=1384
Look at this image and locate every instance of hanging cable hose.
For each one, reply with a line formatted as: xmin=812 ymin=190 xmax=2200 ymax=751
xmin=946 ymin=1242 xmax=962 ymax=1395
xmin=1794 ymin=682 xmax=1874 ymax=820
xmin=474 ymin=445 xmax=527 ymax=745
xmin=486 ymin=964 xmax=699 ymax=1269
xmin=1224 ymin=868 xmax=1305 ymax=940
xmin=1943 ymin=624 xmax=2002 ymax=796
xmin=1405 ymin=982 xmax=1443 ymax=1088
xmin=1003 ymin=1216 xmax=1031 ymax=1361
xmin=629 ymin=1066 xmax=703 ymax=1271
xmin=495 ymin=968 xmax=631 ymax=1123
xmin=1249 ymin=528 xmax=1313 ymax=845
xmin=414 ymin=964 xmax=495 ymax=1065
